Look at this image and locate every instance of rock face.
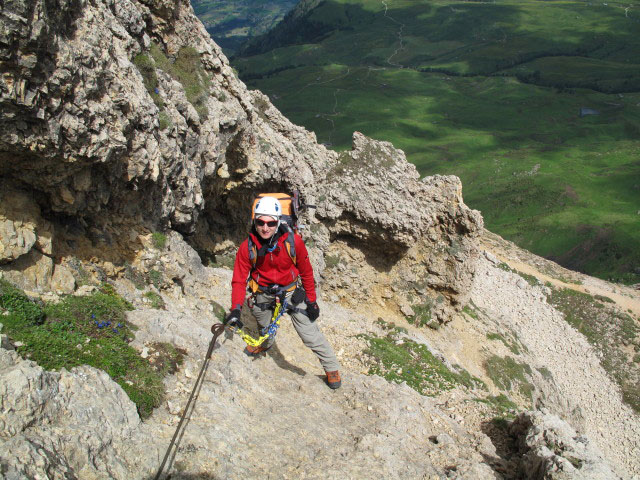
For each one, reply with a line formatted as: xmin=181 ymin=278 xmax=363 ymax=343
xmin=0 ymin=182 xmax=54 ymax=292
xmin=510 ymin=411 xmax=617 ymax=480
xmin=0 ymin=0 xmax=481 ymax=319
xmin=0 ymin=0 xmax=330 ymax=232
xmin=316 ymin=133 xmax=482 ymax=320
xmin=0 ymin=347 xmax=140 ymax=478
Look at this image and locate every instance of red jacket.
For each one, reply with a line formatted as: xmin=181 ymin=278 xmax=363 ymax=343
xmin=231 ymin=229 xmax=317 ymax=309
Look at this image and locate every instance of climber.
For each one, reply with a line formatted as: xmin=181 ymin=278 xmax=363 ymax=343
xmin=225 ymin=195 xmax=342 ymax=389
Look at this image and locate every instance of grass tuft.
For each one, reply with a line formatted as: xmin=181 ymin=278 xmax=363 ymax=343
xmin=0 ymin=279 xmax=176 ymax=419
xmin=143 ymin=291 xmax=165 ymax=310
xmin=486 ymin=332 xmax=521 ymax=355
xmin=133 ymin=53 xmax=163 ymax=109
xmin=148 ymin=269 xmax=163 ymax=289
xmin=407 ymin=301 xmax=436 ymax=329
xmin=151 ymin=232 xmax=167 ymax=250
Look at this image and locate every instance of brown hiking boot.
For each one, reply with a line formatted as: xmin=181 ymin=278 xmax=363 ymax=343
xmin=245 ymin=344 xmax=270 ymax=355
xmin=326 ymin=370 xmax=341 ymax=389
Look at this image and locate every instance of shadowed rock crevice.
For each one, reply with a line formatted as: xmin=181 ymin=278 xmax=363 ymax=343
xmin=327 ymin=214 xmax=409 ymax=272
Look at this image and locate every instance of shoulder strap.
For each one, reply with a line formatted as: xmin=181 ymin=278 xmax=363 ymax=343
xmin=282 ymin=226 xmax=296 ymax=265
xmin=248 ymin=236 xmax=258 ymax=266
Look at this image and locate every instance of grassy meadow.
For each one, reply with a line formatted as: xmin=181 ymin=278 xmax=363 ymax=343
xmin=232 ymin=0 xmax=640 ymax=282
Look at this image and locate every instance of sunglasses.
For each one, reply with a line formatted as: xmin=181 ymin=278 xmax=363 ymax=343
xmin=255 ymin=219 xmax=278 ymax=227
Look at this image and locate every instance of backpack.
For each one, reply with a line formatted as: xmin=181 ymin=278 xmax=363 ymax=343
xmin=251 ymin=192 xmax=300 ymax=232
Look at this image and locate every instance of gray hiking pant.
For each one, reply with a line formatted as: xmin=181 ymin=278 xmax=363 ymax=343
xmin=249 ymin=291 xmax=341 ymax=372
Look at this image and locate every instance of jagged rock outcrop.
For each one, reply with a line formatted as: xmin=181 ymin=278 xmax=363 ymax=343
xmin=0 ymin=181 xmax=55 ymax=291
xmin=510 ymin=411 xmax=617 ymax=479
xmin=0 ymin=0 xmax=481 ymax=320
xmin=316 ymin=132 xmax=482 ymax=320
xmin=0 ymin=0 xmax=331 ymax=232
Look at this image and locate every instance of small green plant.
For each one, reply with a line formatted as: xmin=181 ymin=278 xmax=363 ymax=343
xmin=486 ymin=332 xmax=521 ymax=355
xmin=537 ymin=366 xmax=554 ymax=381
xmin=172 ymin=46 xmax=210 ymax=119
xmin=484 ymin=355 xmax=534 ymax=404
xmin=151 ymin=232 xmax=167 ymax=250
xmin=0 ymin=280 xmax=171 ymax=418
xmin=124 ymin=263 xmax=147 ymax=290
xmin=146 ymin=342 xmax=185 ymax=376
xmin=594 ymin=294 xmax=614 ymax=304
xmin=143 ymin=291 xmax=165 ymax=310
xmin=462 ymin=303 xmax=479 ymax=319
xmin=497 ymin=263 xmax=540 ymax=286
xmin=148 ymin=42 xmax=210 ymax=119
xmin=258 ymin=137 xmax=272 ymax=153
xmin=150 ymin=42 xmax=172 ymax=71
xmin=491 ymin=417 xmax=511 ymax=431
xmin=210 ymin=301 xmax=226 ymax=322
xmin=325 ymin=254 xmax=341 ymax=269
xmin=408 ymin=301 xmax=434 ymax=328
xmin=475 ymin=393 xmax=519 ymax=418
xmin=158 ymin=111 xmax=172 ymax=130
xmin=375 ymin=318 xmax=408 ymax=334
xmin=133 ymin=53 xmax=163 ymax=109
xmin=148 ymin=269 xmax=163 ymax=288
xmin=204 ymin=252 xmax=236 ymax=269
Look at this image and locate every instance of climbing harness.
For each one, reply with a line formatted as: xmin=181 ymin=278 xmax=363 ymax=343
xmin=154 ymin=323 xmax=225 ymax=480
xmin=230 ymin=295 xmax=289 ymax=347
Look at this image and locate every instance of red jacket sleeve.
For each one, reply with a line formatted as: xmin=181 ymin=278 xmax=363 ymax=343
xmin=294 ymin=235 xmax=317 ymax=303
xmin=231 ymin=239 xmax=251 ymax=309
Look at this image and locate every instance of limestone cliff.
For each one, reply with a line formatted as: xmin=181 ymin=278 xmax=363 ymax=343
xmin=0 ymin=0 xmax=480 ymax=321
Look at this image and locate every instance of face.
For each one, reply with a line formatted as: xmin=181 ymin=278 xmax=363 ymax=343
xmin=255 ymin=215 xmax=278 ymax=240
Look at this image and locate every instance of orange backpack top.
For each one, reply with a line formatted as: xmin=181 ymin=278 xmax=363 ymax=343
xmin=251 ymin=193 xmax=299 ymax=232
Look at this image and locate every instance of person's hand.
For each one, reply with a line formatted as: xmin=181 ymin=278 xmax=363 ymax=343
xmin=305 ymin=300 xmax=320 ymax=321
xmin=225 ymin=309 xmax=243 ymax=330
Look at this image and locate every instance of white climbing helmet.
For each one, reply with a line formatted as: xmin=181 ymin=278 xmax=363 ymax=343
xmin=253 ymin=196 xmax=282 ymax=221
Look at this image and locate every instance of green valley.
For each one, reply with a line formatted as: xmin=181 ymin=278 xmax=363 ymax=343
xmin=231 ymin=0 xmax=640 ymax=283
xmin=191 ymin=0 xmax=297 ymax=54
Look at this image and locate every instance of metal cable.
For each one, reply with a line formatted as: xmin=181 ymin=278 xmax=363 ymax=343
xmin=154 ymin=323 xmax=226 ymax=480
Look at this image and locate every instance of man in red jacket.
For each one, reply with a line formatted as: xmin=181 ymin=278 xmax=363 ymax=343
xmin=226 ymin=196 xmax=342 ymax=389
